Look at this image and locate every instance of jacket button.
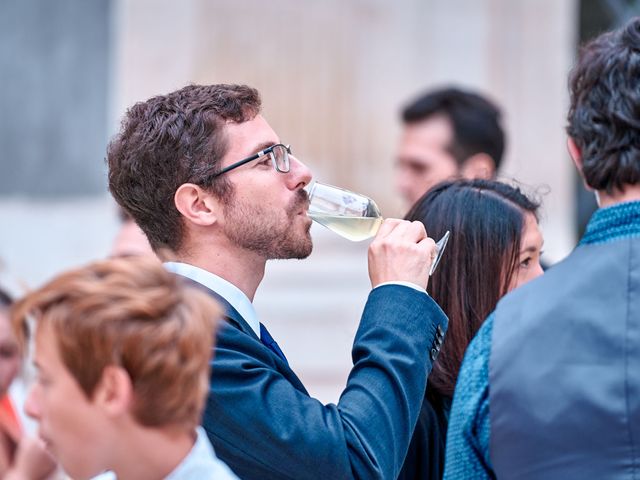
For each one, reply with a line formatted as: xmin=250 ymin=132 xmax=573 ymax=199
xmin=430 ymin=348 xmax=438 ymax=361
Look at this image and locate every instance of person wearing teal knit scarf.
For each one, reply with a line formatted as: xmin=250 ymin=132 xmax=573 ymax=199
xmin=444 ymin=16 xmax=640 ymax=480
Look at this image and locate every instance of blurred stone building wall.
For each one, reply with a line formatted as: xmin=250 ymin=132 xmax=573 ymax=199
xmin=1 ymin=0 xmax=578 ymax=401
xmin=113 ymin=0 xmax=578 ymax=264
xmin=114 ymin=0 xmax=580 ymax=401
xmin=0 ymin=0 xmax=115 ymax=287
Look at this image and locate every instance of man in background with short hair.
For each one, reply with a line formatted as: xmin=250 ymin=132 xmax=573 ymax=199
xmin=109 ymin=207 xmax=154 ymax=258
xmin=396 ymin=87 xmax=505 ymax=207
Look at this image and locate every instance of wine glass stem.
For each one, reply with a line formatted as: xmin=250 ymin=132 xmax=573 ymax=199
xmin=429 ymin=231 xmax=450 ymax=276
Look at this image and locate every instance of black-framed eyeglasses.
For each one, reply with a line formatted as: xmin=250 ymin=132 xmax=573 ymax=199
xmin=212 ymin=144 xmax=291 ymax=178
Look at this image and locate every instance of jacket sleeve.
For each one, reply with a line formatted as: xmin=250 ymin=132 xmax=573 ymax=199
xmin=203 ymin=284 xmax=448 ymax=480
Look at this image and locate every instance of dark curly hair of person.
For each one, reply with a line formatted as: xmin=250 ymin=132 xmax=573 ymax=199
xmin=567 ymin=17 xmax=640 ymax=193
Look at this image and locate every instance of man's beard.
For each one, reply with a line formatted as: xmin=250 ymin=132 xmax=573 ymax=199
xmin=222 ymin=188 xmax=313 ymax=259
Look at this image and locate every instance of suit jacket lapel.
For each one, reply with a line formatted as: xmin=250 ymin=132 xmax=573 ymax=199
xmin=176 ymin=275 xmax=259 ymax=340
xmin=174 ymin=273 xmax=305 ymax=390
xmin=204 ymin=288 xmax=259 ymax=341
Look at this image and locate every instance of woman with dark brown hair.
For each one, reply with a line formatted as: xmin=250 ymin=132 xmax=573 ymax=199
xmin=397 ymin=178 xmax=544 ymax=479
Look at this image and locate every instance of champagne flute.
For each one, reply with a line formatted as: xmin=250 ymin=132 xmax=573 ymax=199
xmin=307 ymin=182 xmax=450 ymax=275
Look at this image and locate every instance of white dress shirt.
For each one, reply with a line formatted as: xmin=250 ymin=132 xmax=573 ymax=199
xmin=89 ymin=428 xmax=238 ymax=480
xmin=164 ymin=261 xmax=261 ymax=337
xmin=165 ymin=427 xmax=239 ymax=479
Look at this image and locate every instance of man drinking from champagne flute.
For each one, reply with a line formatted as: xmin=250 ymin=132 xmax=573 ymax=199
xmin=107 ymin=84 xmax=448 ymax=479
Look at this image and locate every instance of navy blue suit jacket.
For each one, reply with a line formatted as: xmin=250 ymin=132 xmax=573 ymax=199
xmin=195 ymin=282 xmax=448 ymax=480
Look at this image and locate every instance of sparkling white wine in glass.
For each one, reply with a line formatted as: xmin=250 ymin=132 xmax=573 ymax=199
xmin=307 ymin=182 xmax=450 ymax=275
xmin=307 ymin=213 xmax=384 ymax=242
xmin=307 ymin=182 xmax=380 ymax=241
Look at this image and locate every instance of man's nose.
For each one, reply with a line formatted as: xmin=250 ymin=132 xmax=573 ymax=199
xmin=395 ymin=168 xmax=414 ymax=204
xmin=287 ymin=155 xmax=313 ymax=190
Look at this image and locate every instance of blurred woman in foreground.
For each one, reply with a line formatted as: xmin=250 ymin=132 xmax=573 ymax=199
xmin=0 ymin=288 xmax=56 ymax=480
xmin=398 ymin=179 xmax=544 ymax=479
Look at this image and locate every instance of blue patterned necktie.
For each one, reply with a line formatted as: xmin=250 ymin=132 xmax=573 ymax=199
xmin=259 ymin=323 xmax=288 ymax=365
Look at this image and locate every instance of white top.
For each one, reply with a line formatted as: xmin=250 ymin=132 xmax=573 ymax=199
xmin=165 ymin=427 xmax=239 ymax=480
xmin=164 ymin=261 xmax=261 ymax=337
xmin=90 ymin=427 xmax=239 ymax=480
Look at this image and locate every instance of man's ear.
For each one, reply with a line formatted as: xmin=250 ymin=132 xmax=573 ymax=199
xmin=93 ymin=366 xmax=133 ymax=417
xmin=460 ymin=153 xmax=495 ymax=180
xmin=567 ymin=137 xmax=592 ymax=191
xmin=174 ymin=183 xmax=220 ymax=227
xmin=567 ymin=137 xmax=583 ymax=171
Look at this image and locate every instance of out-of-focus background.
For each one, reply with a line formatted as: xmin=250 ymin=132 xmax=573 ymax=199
xmin=1 ymin=0 xmax=639 ymax=402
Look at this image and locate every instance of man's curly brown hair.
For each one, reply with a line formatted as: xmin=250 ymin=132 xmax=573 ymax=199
xmin=107 ymin=84 xmax=261 ymax=252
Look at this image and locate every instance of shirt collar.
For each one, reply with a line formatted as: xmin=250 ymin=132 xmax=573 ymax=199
xmin=163 ymin=262 xmax=260 ymax=338
xmin=580 ymin=200 xmax=640 ymax=246
xmin=165 ymin=427 xmax=238 ymax=480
